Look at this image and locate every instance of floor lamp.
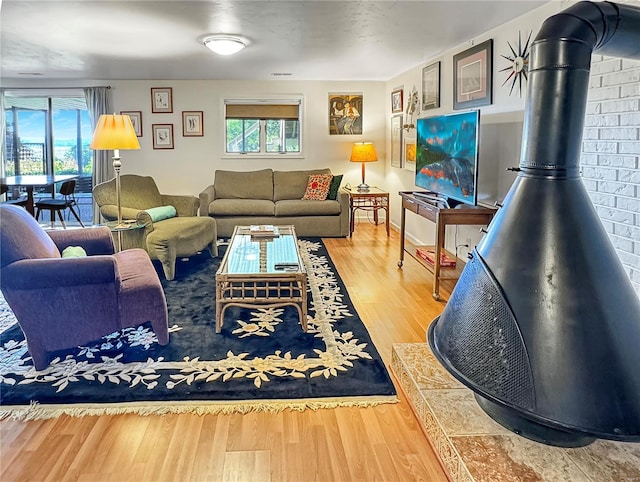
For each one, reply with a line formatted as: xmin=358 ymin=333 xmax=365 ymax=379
xmin=90 ymin=114 xmax=140 ymax=228
xmin=349 ymin=142 xmax=378 ymax=191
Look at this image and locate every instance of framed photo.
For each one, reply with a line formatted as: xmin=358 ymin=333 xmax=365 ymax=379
xmin=151 ymin=87 xmax=173 ymax=113
xmin=390 ymin=114 xmax=403 ymax=168
xmin=403 ymin=136 xmax=417 ymax=172
xmin=422 ymin=62 xmax=441 ymax=111
xmin=152 ymin=124 xmax=174 ymax=149
xmin=391 ymin=88 xmax=403 ymax=113
xmin=453 ymin=39 xmax=493 ymax=110
xmin=120 ymin=111 xmax=142 ymax=137
xmin=328 ymin=93 xmax=363 ymax=135
xmin=182 ymin=111 xmax=203 ymax=137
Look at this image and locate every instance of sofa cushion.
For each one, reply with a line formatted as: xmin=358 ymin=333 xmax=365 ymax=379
xmin=210 ymin=199 xmax=275 ymax=216
xmin=273 ymin=169 xmax=332 ymax=201
xmin=214 ymin=169 xmax=273 ymax=200
xmin=302 ymin=174 xmax=333 ymax=200
xmin=145 ymin=205 xmax=177 ymax=222
xmin=327 ymin=174 xmax=343 ymax=200
xmin=61 ymin=246 xmax=87 ymax=258
xmin=118 ymin=175 xmax=163 ymax=210
xmin=275 ymin=199 xmax=342 ymax=217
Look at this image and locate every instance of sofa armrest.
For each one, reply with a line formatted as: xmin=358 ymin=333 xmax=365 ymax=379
xmin=198 ymin=185 xmax=215 ymax=216
xmin=47 ymin=226 xmax=115 ymax=255
xmin=337 ymin=190 xmax=349 ymax=213
xmin=161 ymin=194 xmax=199 ymax=217
xmin=2 ymin=256 xmax=119 ymax=290
xmin=99 ymin=204 xmax=143 ymax=223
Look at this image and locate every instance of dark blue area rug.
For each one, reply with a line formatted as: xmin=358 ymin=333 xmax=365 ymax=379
xmin=0 ymin=239 xmax=397 ymax=419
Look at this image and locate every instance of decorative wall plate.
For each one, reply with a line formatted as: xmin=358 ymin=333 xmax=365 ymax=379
xmin=500 ymin=31 xmax=532 ymax=97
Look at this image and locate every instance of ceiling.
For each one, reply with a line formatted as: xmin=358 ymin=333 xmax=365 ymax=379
xmin=1 ymin=0 xmax=549 ymax=82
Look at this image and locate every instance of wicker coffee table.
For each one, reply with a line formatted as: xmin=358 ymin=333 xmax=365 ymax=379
xmin=215 ymin=225 xmax=307 ymax=333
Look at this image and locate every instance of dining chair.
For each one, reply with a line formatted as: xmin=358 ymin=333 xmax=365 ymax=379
xmin=34 ymin=179 xmax=85 ymax=228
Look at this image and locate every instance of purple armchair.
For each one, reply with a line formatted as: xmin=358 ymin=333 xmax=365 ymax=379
xmin=0 ymin=204 xmax=169 ymax=370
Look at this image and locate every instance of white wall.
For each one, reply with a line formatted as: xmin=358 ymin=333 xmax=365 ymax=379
xmin=583 ymin=54 xmax=640 ymax=295
xmin=109 ymin=80 xmax=386 ymax=196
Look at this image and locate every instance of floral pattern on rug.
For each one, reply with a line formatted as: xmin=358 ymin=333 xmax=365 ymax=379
xmin=0 ymin=240 xmax=375 ymax=392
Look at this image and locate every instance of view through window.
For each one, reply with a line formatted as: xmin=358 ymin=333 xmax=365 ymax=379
xmin=224 ymin=100 xmax=302 ymax=156
xmin=3 ymin=93 xmax=94 ymax=224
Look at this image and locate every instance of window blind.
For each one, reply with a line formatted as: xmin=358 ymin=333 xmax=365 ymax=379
xmin=225 ymin=104 xmax=299 ymax=120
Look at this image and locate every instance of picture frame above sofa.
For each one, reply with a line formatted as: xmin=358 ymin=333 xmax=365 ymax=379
xmin=152 ymin=124 xmax=174 ymax=149
xmin=151 ymin=87 xmax=173 ymax=113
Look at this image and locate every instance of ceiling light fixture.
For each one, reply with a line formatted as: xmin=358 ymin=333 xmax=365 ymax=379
xmin=203 ymin=35 xmax=247 ymax=56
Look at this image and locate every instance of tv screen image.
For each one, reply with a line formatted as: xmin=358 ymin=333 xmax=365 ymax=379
xmin=415 ymin=110 xmax=480 ymax=206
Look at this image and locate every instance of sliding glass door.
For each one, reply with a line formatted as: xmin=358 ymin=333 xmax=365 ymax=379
xmin=3 ymin=93 xmax=94 ymax=224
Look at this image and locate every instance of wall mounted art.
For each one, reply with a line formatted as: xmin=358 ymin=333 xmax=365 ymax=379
xmin=391 ymin=88 xmax=403 ymax=113
xmin=500 ymin=31 xmax=532 ymax=97
xmin=328 ymin=93 xmax=363 ymax=135
xmin=403 ymin=136 xmax=417 ymax=172
xmin=152 ymin=124 xmax=174 ymax=149
xmin=453 ymin=39 xmax=493 ymax=110
xmin=182 ymin=111 xmax=204 ymax=137
xmin=151 ymin=87 xmax=173 ymax=113
xmin=120 ymin=111 xmax=142 ymax=137
xmin=422 ymin=62 xmax=441 ymax=111
xmin=390 ymin=114 xmax=403 ymax=168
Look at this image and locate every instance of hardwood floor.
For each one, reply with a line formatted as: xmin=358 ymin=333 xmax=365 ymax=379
xmin=0 ymin=223 xmax=451 ymax=482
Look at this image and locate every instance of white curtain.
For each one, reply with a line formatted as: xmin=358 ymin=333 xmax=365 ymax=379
xmin=84 ymin=87 xmax=113 ymax=223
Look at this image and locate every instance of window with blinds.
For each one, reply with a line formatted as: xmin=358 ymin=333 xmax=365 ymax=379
xmin=224 ymin=99 xmax=302 ymax=156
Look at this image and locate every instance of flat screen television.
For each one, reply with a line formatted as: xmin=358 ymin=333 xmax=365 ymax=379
xmin=415 ymin=110 xmax=480 ymax=206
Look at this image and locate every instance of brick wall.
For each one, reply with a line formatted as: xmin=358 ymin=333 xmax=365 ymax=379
xmin=583 ymin=55 xmax=640 ymax=296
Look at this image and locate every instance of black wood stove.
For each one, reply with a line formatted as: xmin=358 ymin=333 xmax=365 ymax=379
xmin=428 ymin=1 xmax=640 ymax=447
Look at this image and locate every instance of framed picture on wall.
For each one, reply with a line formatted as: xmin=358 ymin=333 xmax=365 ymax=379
xmin=182 ymin=111 xmax=204 ymax=136
xmin=453 ymin=39 xmax=493 ymax=110
xmin=391 ymin=88 xmax=403 ymax=113
xmin=151 ymin=87 xmax=173 ymax=113
xmin=152 ymin=124 xmax=174 ymax=149
xmin=391 ymin=114 xmax=403 ymax=168
xmin=421 ymin=62 xmax=441 ymax=110
xmin=120 ymin=111 xmax=142 ymax=137
xmin=403 ymin=136 xmax=417 ymax=172
xmin=328 ymin=93 xmax=363 ymax=135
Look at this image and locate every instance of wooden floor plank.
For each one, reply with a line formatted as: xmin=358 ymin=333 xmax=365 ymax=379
xmin=0 ymin=224 xmax=449 ymax=482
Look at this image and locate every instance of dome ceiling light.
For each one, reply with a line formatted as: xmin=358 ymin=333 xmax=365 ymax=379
xmin=203 ymin=35 xmax=247 ymax=56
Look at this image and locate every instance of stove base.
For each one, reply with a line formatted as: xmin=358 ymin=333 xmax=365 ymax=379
xmin=474 ymin=393 xmax=596 ymax=448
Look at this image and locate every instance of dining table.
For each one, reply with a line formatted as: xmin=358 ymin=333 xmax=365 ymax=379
xmin=1 ymin=174 xmax=79 ymax=216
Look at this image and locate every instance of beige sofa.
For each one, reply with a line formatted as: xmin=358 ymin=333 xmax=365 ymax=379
xmin=199 ymin=168 xmax=349 ymax=238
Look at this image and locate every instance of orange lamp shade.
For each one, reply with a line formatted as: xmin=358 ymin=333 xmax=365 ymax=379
xmin=90 ymin=114 xmax=140 ymax=150
xmin=349 ymin=142 xmax=378 ymax=163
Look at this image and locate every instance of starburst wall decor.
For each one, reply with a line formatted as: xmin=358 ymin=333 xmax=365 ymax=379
xmin=500 ymin=31 xmax=532 ymax=97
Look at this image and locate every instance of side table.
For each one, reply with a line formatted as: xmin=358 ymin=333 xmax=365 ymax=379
xmin=105 ymin=221 xmax=145 ymax=252
xmin=342 ymin=186 xmax=389 ymax=236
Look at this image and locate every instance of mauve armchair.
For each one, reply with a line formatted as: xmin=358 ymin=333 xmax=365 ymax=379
xmin=0 ymin=204 xmax=170 ymax=370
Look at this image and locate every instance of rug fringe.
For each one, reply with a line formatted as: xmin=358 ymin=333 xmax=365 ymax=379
xmin=0 ymin=396 xmax=399 ymax=421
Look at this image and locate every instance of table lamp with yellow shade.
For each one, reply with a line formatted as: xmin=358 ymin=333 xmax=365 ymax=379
xmin=90 ymin=114 xmax=140 ymax=228
xmin=350 ymin=142 xmax=378 ymax=192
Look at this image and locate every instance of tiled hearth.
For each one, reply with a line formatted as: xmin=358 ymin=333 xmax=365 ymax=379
xmin=391 ymin=343 xmax=640 ymax=482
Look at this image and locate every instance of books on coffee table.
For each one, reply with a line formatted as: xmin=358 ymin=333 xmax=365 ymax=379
xmin=249 ymin=225 xmax=279 ymax=238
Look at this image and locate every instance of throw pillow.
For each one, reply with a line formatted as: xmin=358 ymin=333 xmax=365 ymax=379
xmin=302 ymin=174 xmax=333 ymax=201
xmin=327 ymin=174 xmax=343 ymax=200
xmin=61 ymin=246 xmax=87 ymax=258
xmin=145 ymin=205 xmax=177 ymax=222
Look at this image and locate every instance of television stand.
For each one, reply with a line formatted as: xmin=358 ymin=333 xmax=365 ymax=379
xmin=397 ymin=191 xmax=496 ymax=300
xmin=412 ymin=191 xmax=450 ymax=208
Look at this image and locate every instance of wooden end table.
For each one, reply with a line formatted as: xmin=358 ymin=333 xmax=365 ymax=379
xmin=343 ymin=186 xmax=390 ymax=236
